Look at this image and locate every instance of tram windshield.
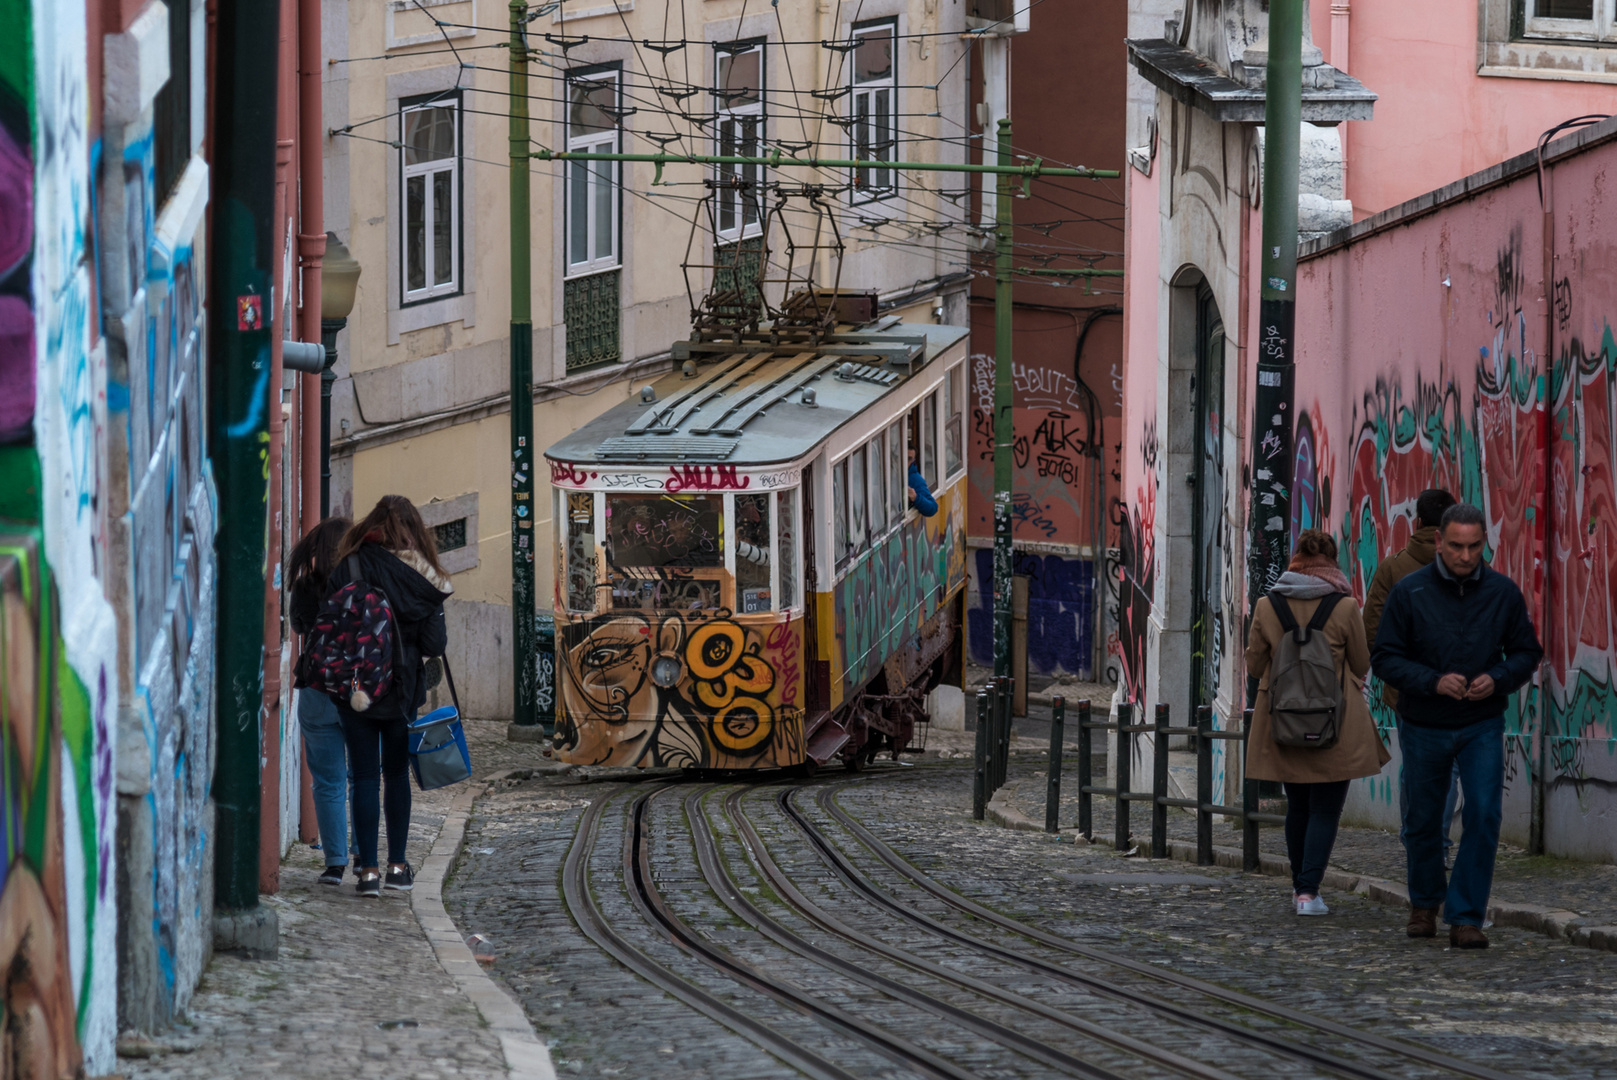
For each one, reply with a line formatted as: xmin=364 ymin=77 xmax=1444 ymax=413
xmin=606 ymin=494 xmax=725 ymax=610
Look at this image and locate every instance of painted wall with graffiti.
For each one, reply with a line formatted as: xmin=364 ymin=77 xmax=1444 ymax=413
xmin=963 ymin=307 xmax=1123 ymax=679
xmin=1296 ymin=119 xmax=1617 ymax=860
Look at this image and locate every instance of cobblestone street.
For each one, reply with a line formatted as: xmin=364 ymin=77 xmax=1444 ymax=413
xmin=447 ymin=758 xmax=1617 ymax=1079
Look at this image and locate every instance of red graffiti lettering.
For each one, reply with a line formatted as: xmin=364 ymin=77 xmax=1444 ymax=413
xmin=765 ymin=621 xmax=801 ymax=707
xmin=666 ymin=463 xmax=751 ymax=493
xmin=550 ymin=460 xmax=593 ymax=486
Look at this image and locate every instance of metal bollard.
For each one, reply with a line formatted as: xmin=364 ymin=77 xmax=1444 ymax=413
xmin=1046 ymin=697 xmax=1066 ymax=833
xmin=973 ymin=687 xmax=989 ymax=820
xmin=1152 ymin=702 xmax=1169 ymax=859
xmin=1076 ymin=699 xmax=1093 ymax=840
xmin=1241 ymin=708 xmax=1260 ymax=872
xmin=1195 ymin=705 xmax=1213 ymax=866
xmin=1115 ymin=702 xmax=1132 ymax=852
xmin=995 ymin=677 xmax=1014 ymax=791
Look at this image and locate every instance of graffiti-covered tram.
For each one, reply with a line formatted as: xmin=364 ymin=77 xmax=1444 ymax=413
xmin=543 ymin=316 xmax=971 ymax=770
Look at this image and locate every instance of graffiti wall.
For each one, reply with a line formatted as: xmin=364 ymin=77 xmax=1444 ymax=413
xmin=1296 ymin=120 xmax=1617 ymax=860
xmin=964 ymin=310 xmax=1123 ymax=678
xmin=0 ymin=0 xmax=119 ymax=1069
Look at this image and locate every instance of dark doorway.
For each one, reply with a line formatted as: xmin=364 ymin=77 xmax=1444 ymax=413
xmin=1189 ymin=283 xmax=1225 ymax=712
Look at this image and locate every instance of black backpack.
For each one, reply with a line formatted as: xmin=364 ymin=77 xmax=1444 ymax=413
xmin=1266 ymin=591 xmax=1346 ymax=749
xmin=294 ymin=556 xmax=396 ymax=712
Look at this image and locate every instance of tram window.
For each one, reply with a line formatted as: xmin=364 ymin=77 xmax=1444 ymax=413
xmin=887 ymin=420 xmax=904 ymax=525
xmin=849 ymin=446 xmax=868 ymax=556
xmin=870 ymin=431 xmax=888 ymax=539
xmin=833 ymin=459 xmax=849 ymax=569
xmin=922 ymin=390 xmax=939 ymax=489
xmin=565 ymin=491 xmax=597 ymax=612
xmin=605 ymin=494 xmax=724 ymax=568
xmin=736 ymin=493 xmax=772 ymax=613
xmin=945 ymin=364 xmax=964 ymax=477
xmin=778 ymin=488 xmax=798 ymax=608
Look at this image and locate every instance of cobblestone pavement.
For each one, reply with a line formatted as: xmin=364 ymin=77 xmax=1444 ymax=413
xmin=120 ymin=719 xmax=554 ymax=1079
xmin=447 ymin=759 xmax=1617 ymax=1079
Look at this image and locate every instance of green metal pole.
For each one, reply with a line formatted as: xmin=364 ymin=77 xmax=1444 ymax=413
xmin=993 ymin=117 xmax=1014 ymax=680
xmin=210 ymin=0 xmax=283 ymax=914
xmin=510 ymin=1 xmax=538 ymax=729
xmin=1247 ymin=0 xmax=1303 ymax=611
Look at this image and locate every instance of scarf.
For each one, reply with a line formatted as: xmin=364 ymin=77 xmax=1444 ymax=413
xmin=1272 ymin=553 xmax=1351 ymax=598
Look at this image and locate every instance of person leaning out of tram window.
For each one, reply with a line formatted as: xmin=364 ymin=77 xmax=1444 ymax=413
xmin=1245 ymin=528 xmax=1390 ymax=917
xmin=327 ymin=495 xmax=453 ymax=899
xmin=908 ymin=460 xmax=939 ymax=517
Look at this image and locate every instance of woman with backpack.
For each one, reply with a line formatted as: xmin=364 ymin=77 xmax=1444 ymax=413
xmin=288 ymin=516 xmax=355 ymax=886
xmin=1245 ymin=528 xmax=1390 ymax=916
xmin=327 ymin=495 xmax=453 ymax=898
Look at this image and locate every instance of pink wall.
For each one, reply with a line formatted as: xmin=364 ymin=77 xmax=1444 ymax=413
xmin=1325 ymin=0 xmax=1617 ymax=216
xmin=1292 ymin=122 xmax=1617 ymax=859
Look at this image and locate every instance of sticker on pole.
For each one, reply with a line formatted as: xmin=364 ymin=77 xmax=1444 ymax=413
xmin=237 ymin=295 xmax=263 ymax=330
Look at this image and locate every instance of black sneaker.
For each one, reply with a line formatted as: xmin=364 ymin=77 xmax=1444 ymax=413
xmin=318 ymin=865 xmax=345 ymax=887
xmin=356 ymin=871 xmax=382 ymax=899
xmin=384 ymin=863 xmax=414 ymax=892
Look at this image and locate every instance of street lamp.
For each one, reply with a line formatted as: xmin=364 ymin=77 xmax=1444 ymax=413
xmin=320 ymin=232 xmax=362 ymax=517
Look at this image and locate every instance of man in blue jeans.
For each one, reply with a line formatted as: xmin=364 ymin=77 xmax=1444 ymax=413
xmin=1371 ymin=503 xmax=1542 ymax=949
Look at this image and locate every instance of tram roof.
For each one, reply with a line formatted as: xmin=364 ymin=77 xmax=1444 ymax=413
xmin=544 ymin=319 xmax=970 ymax=468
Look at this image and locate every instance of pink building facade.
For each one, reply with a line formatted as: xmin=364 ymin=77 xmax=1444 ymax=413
xmin=1120 ymin=0 xmax=1617 ymax=858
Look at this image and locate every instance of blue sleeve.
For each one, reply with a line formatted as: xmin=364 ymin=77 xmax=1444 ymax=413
xmin=1370 ymin=583 xmax=1443 ymax=696
xmin=1487 ymin=588 xmax=1544 ymax=695
xmin=908 ymin=467 xmax=939 ymax=517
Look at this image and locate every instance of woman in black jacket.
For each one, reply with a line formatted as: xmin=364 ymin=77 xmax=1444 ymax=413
xmin=328 ymin=495 xmax=453 ymax=898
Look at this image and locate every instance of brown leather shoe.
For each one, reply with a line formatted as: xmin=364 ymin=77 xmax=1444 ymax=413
xmin=1449 ymin=925 xmax=1489 ymax=949
xmin=1406 ymin=907 xmax=1438 ymax=938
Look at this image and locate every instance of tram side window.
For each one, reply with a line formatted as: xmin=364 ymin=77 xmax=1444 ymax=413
xmin=945 ymin=363 xmax=964 ymax=477
xmin=887 ymin=419 xmax=904 ymax=526
xmin=605 ymin=494 xmax=725 ymax=609
xmin=736 ymin=492 xmax=772 ymax=613
xmin=565 ymin=492 xmax=598 ymax=612
xmin=870 ymin=430 xmax=888 ymax=540
xmin=833 ymin=459 xmax=849 ymax=569
xmin=922 ymin=391 xmax=939 ymax=489
xmin=848 ymin=445 xmax=868 ymax=558
xmin=778 ymin=488 xmax=798 ymax=608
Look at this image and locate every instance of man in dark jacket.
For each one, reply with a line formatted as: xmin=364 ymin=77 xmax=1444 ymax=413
xmin=1363 ymin=488 xmax=1461 ymax=868
xmin=1372 ymin=503 xmax=1542 ymax=949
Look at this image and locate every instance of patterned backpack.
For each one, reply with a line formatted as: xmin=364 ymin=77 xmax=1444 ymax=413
xmin=295 ymin=555 xmax=396 ymax=711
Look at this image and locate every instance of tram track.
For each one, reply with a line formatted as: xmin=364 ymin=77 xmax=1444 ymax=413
xmin=559 ymin=772 xmax=1533 ymax=1080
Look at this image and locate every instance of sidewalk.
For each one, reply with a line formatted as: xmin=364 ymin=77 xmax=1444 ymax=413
xmin=986 ymin=757 xmax=1617 ymax=953
xmin=118 ymin=720 xmax=557 ymax=1079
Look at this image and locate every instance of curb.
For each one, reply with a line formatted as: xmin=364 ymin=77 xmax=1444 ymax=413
xmin=981 ymin=797 xmax=1617 ymax=955
xmin=413 ymin=785 xmax=558 ymax=1080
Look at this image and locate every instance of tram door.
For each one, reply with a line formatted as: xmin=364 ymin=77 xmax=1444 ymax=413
xmin=801 ymin=464 xmax=828 ymax=713
xmin=1189 ymin=284 xmax=1226 ymax=712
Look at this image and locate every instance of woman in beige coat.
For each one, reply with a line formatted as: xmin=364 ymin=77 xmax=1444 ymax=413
xmin=1246 ymin=529 xmax=1391 ymax=916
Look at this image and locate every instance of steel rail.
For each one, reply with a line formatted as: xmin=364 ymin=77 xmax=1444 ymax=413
xmin=558 ymin=785 xmax=858 ymax=1080
xmin=625 ymin=788 xmax=976 ymax=1080
xmin=805 ymin=783 xmax=1527 ymax=1080
xmin=704 ymin=785 xmax=1242 ymax=1080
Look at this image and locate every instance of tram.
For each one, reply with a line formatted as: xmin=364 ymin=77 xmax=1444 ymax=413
xmin=543 ymin=304 xmax=970 ymax=771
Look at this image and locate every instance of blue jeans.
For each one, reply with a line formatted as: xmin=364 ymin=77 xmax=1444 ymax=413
xmin=339 ymin=703 xmax=413 ymax=869
xmin=1401 ymin=716 xmax=1504 ymax=927
xmin=1398 ymin=743 xmax=1461 ymax=858
xmin=1283 ymin=780 xmax=1350 ymax=896
xmin=300 ymin=689 xmax=353 ymax=868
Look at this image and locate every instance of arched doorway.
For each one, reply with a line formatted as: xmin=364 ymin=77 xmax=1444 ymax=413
xmin=1189 ymin=282 xmax=1225 ymax=712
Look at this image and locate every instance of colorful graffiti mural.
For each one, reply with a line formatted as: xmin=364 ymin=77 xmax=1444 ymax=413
xmin=554 ymin=610 xmax=805 ymax=769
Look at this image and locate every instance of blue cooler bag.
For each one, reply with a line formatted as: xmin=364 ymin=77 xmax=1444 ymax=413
xmin=408 ymin=658 xmax=471 ymax=790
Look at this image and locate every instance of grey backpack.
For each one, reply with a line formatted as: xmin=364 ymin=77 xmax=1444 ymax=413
xmin=1266 ymin=592 xmax=1345 ymax=749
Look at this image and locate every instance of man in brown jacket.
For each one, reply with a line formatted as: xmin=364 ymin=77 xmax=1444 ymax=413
xmin=1364 ymin=488 xmax=1460 ymax=867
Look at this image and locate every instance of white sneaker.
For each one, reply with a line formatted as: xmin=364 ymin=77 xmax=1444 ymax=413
xmin=1296 ymin=894 xmax=1330 ymax=916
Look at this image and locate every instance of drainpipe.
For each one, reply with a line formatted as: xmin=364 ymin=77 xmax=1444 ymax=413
xmin=210 ymin=0 xmax=284 ymax=954
xmin=1329 ymin=0 xmax=1349 ymax=183
xmin=1245 ymin=0 xmax=1303 ymax=614
xmin=295 ymin=0 xmax=325 ymax=844
xmin=259 ymin=0 xmax=297 ymax=896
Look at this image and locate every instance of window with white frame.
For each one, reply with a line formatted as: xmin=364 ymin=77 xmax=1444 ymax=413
xmin=850 ymin=20 xmax=896 ymax=201
xmin=401 ymin=93 xmax=461 ymax=303
xmin=715 ymin=42 xmax=765 ymax=240
xmin=1524 ymin=0 xmax=1617 ymax=39
xmin=567 ymin=71 xmax=622 ymax=275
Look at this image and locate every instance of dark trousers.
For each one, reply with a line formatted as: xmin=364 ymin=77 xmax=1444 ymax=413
xmin=338 ymin=703 xmax=413 ymax=868
xmin=1401 ymin=715 xmax=1503 ymax=926
xmin=1282 ymin=779 xmax=1351 ymax=895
